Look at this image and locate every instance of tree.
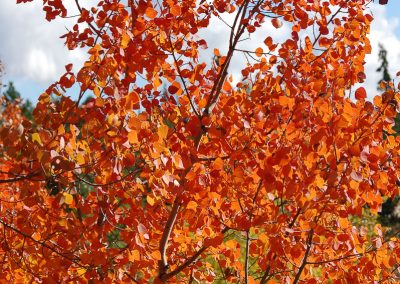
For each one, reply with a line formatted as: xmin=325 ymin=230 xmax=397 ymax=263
xmin=2 ymin=81 xmax=33 ymax=121
xmin=376 ymin=44 xmax=392 ymax=89
xmin=1 ymin=0 xmax=400 ymax=282
xmin=375 ymin=44 xmax=400 ymax=230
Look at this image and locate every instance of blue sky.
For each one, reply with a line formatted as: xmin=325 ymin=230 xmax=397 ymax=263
xmin=386 ymin=2 xmax=400 ymax=21
xmin=1 ymin=1 xmax=400 ymax=102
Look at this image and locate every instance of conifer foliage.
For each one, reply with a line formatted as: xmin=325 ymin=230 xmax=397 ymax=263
xmin=1 ymin=0 xmax=400 ymax=282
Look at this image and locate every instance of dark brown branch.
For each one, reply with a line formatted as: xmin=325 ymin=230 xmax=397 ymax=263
xmin=0 ymin=218 xmax=87 ymax=269
xmin=261 ymin=206 xmax=303 ymax=282
xmin=158 ymin=129 xmax=205 ymax=278
xmin=288 ymin=207 xmax=302 ymax=228
xmin=0 ymin=171 xmax=40 ymax=184
xmin=312 ymin=7 xmax=342 ymax=47
xmin=124 ymin=272 xmax=139 ymax=283
xmin=158 ymin=195 xmax=182 ymax=279
xmin=245 ymin=230 xmax=250 ymax=284
xmin=305 ymin=229 xmax=400 ymax=266
xmin=204 ymin=0 xmax=250 ymax=116
xmin=168 ymin=35 xmax=200 ymax=117
xmin=160 ymin=227 xmax=230 ymax=281
xmin=293 ymin=229 xmax=314 ymax=284
xmin=73 ymin=167 xmax=141 ymax=187
xmin=74 ymin=0 xmax=101 ymax=35
xmin=252 ymin=180 xmax=263 ymax=203
xmin=197 ymin=155 xmax=230 ymax=162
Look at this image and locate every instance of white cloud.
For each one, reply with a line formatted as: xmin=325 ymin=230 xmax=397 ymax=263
xmin=199 ymin=4 xmax=400 ymax=100
xmin=198 ymin=11 xmax=291 ymax=85
xmin=1 ymin=1 xmax=399 ymax=102
xmin=0 ymin=1 xmax=94 ymax=87
xmin=363 ymin=3 xmax=400 ymax=99
xmin=25 ymin=48 xmax=57 ymax=82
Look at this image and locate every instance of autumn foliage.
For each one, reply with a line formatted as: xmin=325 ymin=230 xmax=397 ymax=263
xmin=1 ymin=0 xmax=400 ymax=282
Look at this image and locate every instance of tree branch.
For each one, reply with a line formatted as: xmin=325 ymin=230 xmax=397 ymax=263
xmin=168 ymin=34 xmax=200 ymax=117
xmin=160 ymin=227 xmax=230 ymax=281
xmin=158 ymin=195 xmax=182 ymax=278
xmin=293 ymin=229 xmax=314 ymax=284
xmin=0 ymin=171 xmax=40 ymax=184
xmin=74 ymin=0 xmax=101 ymax=35
xmin=245 ymin=230 xmax=250 ymax=284
xmin=0 ymin=218 xmax=87 ymax=269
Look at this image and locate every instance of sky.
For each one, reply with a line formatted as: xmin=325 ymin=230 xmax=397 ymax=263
xmin=1 ymin=1 xmax=400 ymax=102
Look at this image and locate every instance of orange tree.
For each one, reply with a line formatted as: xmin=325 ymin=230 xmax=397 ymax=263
xmin=1 ymin=0 xmax=400 ymax=282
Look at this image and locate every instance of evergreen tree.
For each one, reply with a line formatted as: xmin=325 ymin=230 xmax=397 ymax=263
xmin=376 ymin=44 xmax=400 ymax=228
xmin=376 ymin=43 xmax=391 ymax=90
xmin=2 ymin=82 xmax=33 ymax=120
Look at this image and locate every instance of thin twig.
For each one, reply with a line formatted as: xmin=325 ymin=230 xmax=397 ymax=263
xmin=245 ymin=230 xmax=250 ymax=284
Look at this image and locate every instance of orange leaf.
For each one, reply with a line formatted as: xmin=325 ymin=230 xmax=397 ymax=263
xmin=271 ymin=18 xmax=282 ymax=29
xmin=151 ymin=250 xmax=161 ymax=260
xmin=255 ymin=47 xmax=263 ymax=57
xmin=186 ymin=201 xmax=197 ymax=210
xmin=213 ymin=158 xmax=224 ymax=171
xmin=145 ymin=7 xmax=157 ymax=19
xmin=128 ymin=131 xmax=138 ymax=145
xmin=170 ymin=5 xmax=181 ymax=16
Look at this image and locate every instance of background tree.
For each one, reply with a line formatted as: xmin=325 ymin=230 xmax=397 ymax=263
xmin=377 ymin=43 xmax=392 ymax=90
xmin=2 ymin=81 xmax=33 ymax=120
xmin=1 ymin=0 xmax=400 ymax=283
xmin=376 ymin=44 xmax=400 ymax=230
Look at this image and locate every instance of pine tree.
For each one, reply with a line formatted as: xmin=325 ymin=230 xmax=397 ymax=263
xmin=376 ymin=44 xmax=400 ymax=229
xmin=376 ymin=43 xmax=391 ymax=90
xmin=2 ymin=82 xmax=33 ymax=120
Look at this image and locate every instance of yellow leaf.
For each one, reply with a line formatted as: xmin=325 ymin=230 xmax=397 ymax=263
xmin=77 ymin=267 xmax=86 ymax=276
xmin=32 ymin=133 xmax=42 ymax=145
xmin=278 ymin=96 xmax=294 ymax=108
xmin=186 ymin=201 xmax=197 ymax=211
xmin=225 ymin=239 xmax=237 ymax=249
xmin=93 ymin=86 xmax=101 ymax=97
xmin=158 ymin=124 xmax=169 ymax=140
xmin=173 ymin=154 xmax=184 ymax=169
xmin=147 ymin=195 xmax=155 ymax=206
xmin=64 ymin=193 xmax=73 ymax=205
xmin=153 ymin=76 xmax=162 ymax=89
xmin=338 ymin=217 xmax=351 ymax=229
xmin=76 ymin=153 xmax=85 ymax=165
xmin=120 ymin=32 xmax=130 ymax=49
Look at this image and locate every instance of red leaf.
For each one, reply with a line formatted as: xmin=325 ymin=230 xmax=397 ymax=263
xmin=65 ymin=64 xmax=73 ymax=72
xmin=355 ymin=87 xmax=367 ymax=100
xmin=168 ymin=85 xmax=179 ymax=94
